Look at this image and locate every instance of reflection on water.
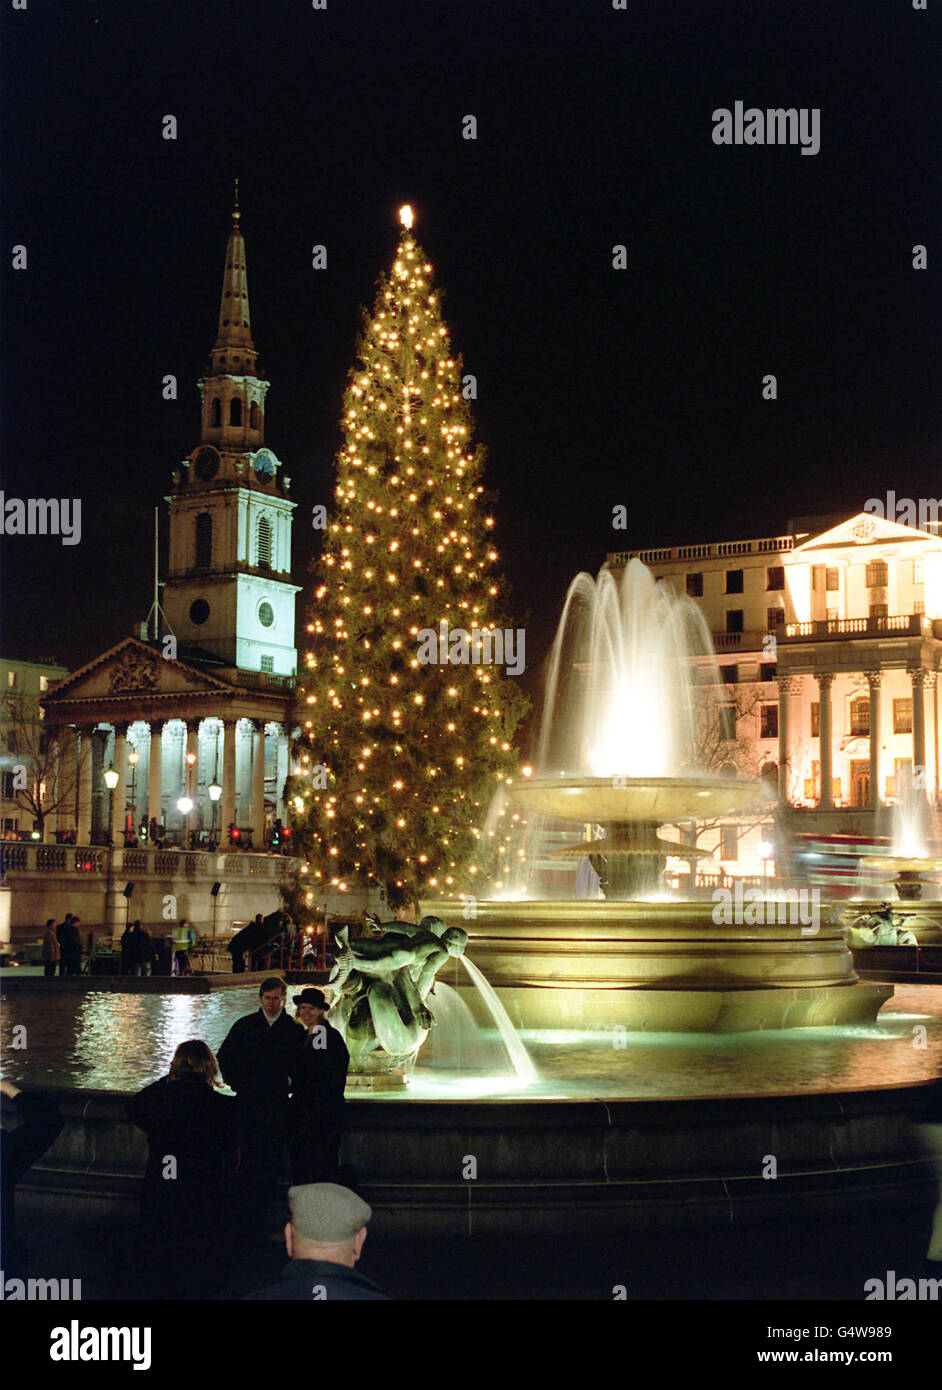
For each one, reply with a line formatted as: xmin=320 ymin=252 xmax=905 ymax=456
xmin=2 ymin=984 xmax=941 ymax=1101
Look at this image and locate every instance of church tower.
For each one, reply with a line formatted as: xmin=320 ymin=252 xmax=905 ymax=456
xmin=163 ymin=187 xmax=299 ymax=677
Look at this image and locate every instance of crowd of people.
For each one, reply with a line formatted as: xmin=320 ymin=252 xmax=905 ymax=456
xmin=1 ymin=975 xmax=385 ymax=1300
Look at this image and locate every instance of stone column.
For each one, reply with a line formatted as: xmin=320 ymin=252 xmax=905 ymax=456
xmin=866 ymin=672 xmax=883 ymax=809
xmin=110 ymin=724 xmax=129 ymax=844
xmin=251 ymin=721 xmax=266 ymax=847
xmin=816 ymin=672 xmax=834 ymax=809
xmin=76 ymin=726 xmax=95 ymax=845
xmin=44 ymin=734 xmax=59 ymax=843
xmin=776 ymin=677 xmax=792 ymax=804
xmin=147 ymin=722 xmax=164 ymax=831
xmin=221 ymin=719 xmax=237 ymax=836
xmin=911 ymin=668 xmax=928 ymax=792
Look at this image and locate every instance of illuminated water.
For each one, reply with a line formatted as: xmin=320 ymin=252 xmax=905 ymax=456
xmin=3 ymin=983 xmax=941 ymax=1101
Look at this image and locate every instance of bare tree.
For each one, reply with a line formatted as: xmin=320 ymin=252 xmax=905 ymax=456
xmin=1 ymin=693 xmax=79 ymax=839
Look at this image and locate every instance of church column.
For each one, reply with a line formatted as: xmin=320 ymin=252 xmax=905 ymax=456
xmin=816 ymin=673 xmax=834 ymax=809
xmin=110 ymin=724 xmax=129 ymax=844
xmin=866 ymin=671 xmax=884 ymax=810
xmin=911 ymin=668 xmax=928 ymax=791
xmin=250 ymin=720 xmax=266 ymax=848
xmin=147 ymin=722 xmax=164 ymax=832
xmin=221 ymin=719 xmax=237 ymax=837
xmin=776 ymin=677 xmax=799 ymax=804
xmin=76 ymin=726 xmax=95 ymax=845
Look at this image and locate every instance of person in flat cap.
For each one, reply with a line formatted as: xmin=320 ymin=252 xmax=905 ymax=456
xmin=243 ymin=1183 xmax=388 ymax=1300
xmin=289 ymin=988 xmax=350 ymax=1184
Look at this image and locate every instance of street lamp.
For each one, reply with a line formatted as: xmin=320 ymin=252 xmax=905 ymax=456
xmin=103 ymin=764 xmax=119 ymax=844
xmin=177 ymin=795 xmax=193 ymax=846
xmin=208 ymin=781 xmax=222 ymax=844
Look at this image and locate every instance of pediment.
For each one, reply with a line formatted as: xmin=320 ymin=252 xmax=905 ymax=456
xmin=43 ymin=637 xmax=237 ymax=705
xmin=792 ymin=511 xmax=942 ymax=553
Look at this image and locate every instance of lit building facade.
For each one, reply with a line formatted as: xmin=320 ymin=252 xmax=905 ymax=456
xmin=1 ymin=656 xmax=70 ymax=837
xmin=608 ymin=510 xmax=942 ymax=876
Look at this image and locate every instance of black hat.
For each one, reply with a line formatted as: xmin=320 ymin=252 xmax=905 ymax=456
xmin=294 ymin=988 xmax=329 ymax=1010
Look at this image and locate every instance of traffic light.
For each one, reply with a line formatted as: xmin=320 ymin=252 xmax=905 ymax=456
xmin=270 ymin=819 xmax=282 ymax=850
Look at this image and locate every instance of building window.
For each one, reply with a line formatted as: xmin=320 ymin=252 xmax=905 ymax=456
xmin=189 ymin=598 xmax=210 ymax=626
xmin=915 ymin=600 xmax=925 ymax=615
xmin=760 ymin=705 xmax=779 ymax=739
xmin=825 ymin=568 xmax=839 ymax=591
xmin=260 ymin=655 xmax=274 ymax=673
xmin=826 ymin=608 xmax=839 ymax=623
xmin=229 ymin=397 xmax=242 ymax=427
xmin=914 ymin=559 xmax=924 ymax=584
xmin=866 ymin=560 xmax=888 ymax=587
xmin=850 ymin=697 xmax=870 ymax=737
xmin=760 ymin=762 xmax=778 ymax=795
xmin=720 ymin=825 xmax=739 ymax=861
xmin=720 ymin=664 xmax=738 ymax=684
xmin=893 ymin=699 xmax=913 ymax=734
xmin=7 ymin=671 xmax=16 ymax=688
xmin=718 ymin=702 xmax=737 ymax=741
xmin=869 ymin=603 xmax=888 ymax=621
xmin=195 ymin=513 xmax=212 ymax=569
xmin=766 ymin=566 xmax=785 ymax=591
xmin=250 ymin=402 xmax=260 ymax=430
xmin=811 ymin=702 xmax=819 ymax=737
xmin=211 ymin=398 xmax=221 ymax=427
xmin=726 ymin=570 xmax=744 ymax=594
xmin=767 ymin=607 xmax=785 ymax=630
xmin=686 ymin=573 xmax=703 ymax=597
xmin=258 ymin=601 xmax=274 ymax=629
xmin=2 ymin=771 xmax=15 ymax=799
xmin=761 ymin=662 xmax=777 ymax=681
xmin=39 ymin=676 xmax=48 ymax=691
xmin=726 ymin=610 xmax=743 ymax=634
xmin=257 ymin=515 xmax=272 ymax=569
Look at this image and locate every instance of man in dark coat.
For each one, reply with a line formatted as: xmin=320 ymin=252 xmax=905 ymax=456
xmin=244 ymin=1182 xmax=387 ymax=1301
xmin=289 ymin=988 xmax=350 ymax=1184
xmin=217 ymin=977 xmax=304 ymax=1230
xmin=58 ymin=914 xmax=83 ymax=976
xmin=1 ymin=1079 xmax=63 ymax=1278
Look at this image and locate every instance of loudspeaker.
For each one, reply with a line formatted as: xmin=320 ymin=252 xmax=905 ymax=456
xmin=122 ymin=882 xmax=134 ymax=899
xmin=210 ymin=882 xmax=221 ymax=898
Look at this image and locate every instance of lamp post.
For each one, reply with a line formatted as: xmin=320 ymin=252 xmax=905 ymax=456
xmin=208 ymin=781 xmax=222 ymax=847
xmin=177 ymin=796 xmax=193 ymax=847
xmin=103 ymin=764 xmax=119 ymax=844
xmin=127 ymin=749 xmax=139 ymax=842
xmin=184 ymin=749 xmax=197 ymax=848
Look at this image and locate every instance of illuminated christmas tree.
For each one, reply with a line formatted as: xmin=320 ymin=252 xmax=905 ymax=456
xmin=291 ymin=206 xmax=527 ymax=912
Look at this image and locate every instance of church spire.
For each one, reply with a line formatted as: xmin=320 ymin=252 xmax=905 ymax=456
xmin=208 ymin=180 xmax=258 ymax=374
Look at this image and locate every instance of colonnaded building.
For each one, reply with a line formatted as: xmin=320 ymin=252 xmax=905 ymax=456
xmin=1 ymin=194 xmax=301 ymax=938
xmin=608 ymin=508 xmax=942 ymax=878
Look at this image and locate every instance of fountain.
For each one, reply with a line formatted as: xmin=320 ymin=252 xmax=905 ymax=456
xmin=431 ymin=561 xmax=892 ymax=1032
xmin=848 ymin=766 xmax=942 ymax=945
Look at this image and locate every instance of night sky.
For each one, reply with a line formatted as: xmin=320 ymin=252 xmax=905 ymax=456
xmin=1 ymin=0 xmax=938 ymax=676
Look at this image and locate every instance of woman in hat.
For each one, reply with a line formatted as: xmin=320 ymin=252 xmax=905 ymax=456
xmin=289 ymin=988 xmax=350 ymax=1185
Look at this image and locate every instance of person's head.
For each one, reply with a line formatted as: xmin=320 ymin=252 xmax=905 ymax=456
xmin=255 ymin=914 xmax=264 ymax=924
xmin=46 ymin=918 xmax=55 ymax=930
xmin=259 ymin=977 xmax=286 ymax=1017
xmin=169 ymin=1039 xmax=218 ymax=1087
xmin=133 ymin=920 xmax=142 ymax=931
xmin=294 ymin=988 xmax=329 ymax=1029
xmin=284 ymin=1184 xmax=372 ymax=1268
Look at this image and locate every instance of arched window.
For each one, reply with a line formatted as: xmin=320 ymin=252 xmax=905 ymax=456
xmin=257 ymin=515 xmax=272 ymax=570
xmin=230 ymin=397 xmax=242 ymax=427
xmin=760 ymin=762 xmax=779 ymax=794
xmin=250 ymin=402 xmax=259 ymax=430
xmin=195 ymin=512 xmax=212 ymax=569
xmin=211 ymin=398 xmax=221 ymax=427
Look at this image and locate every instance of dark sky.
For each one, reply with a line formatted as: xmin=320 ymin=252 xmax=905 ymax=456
xmin=1 ymin=0 xmax=938 ymax=673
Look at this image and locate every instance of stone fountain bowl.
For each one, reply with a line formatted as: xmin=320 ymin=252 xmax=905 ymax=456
xmin=861 ymin=857 xmax=942 ymax=875
xmin=508 ymin=775 xmax=763 ymax=824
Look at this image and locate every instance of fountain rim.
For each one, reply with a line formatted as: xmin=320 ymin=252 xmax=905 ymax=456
xmin=506 ymin=773 xmax=766 ymax=823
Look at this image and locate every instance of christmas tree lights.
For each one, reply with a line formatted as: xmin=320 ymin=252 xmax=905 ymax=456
xmin=291 ymin=206 xmax=527 ymax=911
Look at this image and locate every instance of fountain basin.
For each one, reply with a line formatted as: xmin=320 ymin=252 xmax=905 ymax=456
xmin=508 ymin=775 xmax=761 ymax=824
xmin=429 ymin=900 xmax=892 ymax=1033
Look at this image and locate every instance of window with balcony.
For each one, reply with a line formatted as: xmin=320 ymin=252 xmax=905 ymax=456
xmin=826 ymin=568 xmax=839 ymax=591
xmin=726 ymin=569 xmax=744 ymax=594
xmin=869 ymin=603 xmax=888 ymax=620
xmin=866 ymin=560 xmax=888 ymax=587
xmin=767 ymin=607 xmax=785 ymax=630
xmin=686 ymin=572 xmax=703 ymax=597
xmin=766 ymin=566 xmax=785 ymax=590
xmin=850 ymin=697 xmax=870 ymax=737
xmin=760 ymin=704 xmax=779 ymax=739
xmin=893 ymin=699 xmax=913 ymax=734
xmin=720 ymin=825 xmax=739 ymax=861
xmin=726 ymin=610 xmax=743 ymax=634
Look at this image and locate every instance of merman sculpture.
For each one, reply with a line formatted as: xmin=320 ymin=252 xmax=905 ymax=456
xmin=328 ymin=915 xmax=469 ymax=1078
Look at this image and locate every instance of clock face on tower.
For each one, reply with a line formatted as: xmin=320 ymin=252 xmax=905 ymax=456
xmin=193 ymin=446 xmax=219 ymax=482
xmin=253 ymin=448 xmax=276 ymax=481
